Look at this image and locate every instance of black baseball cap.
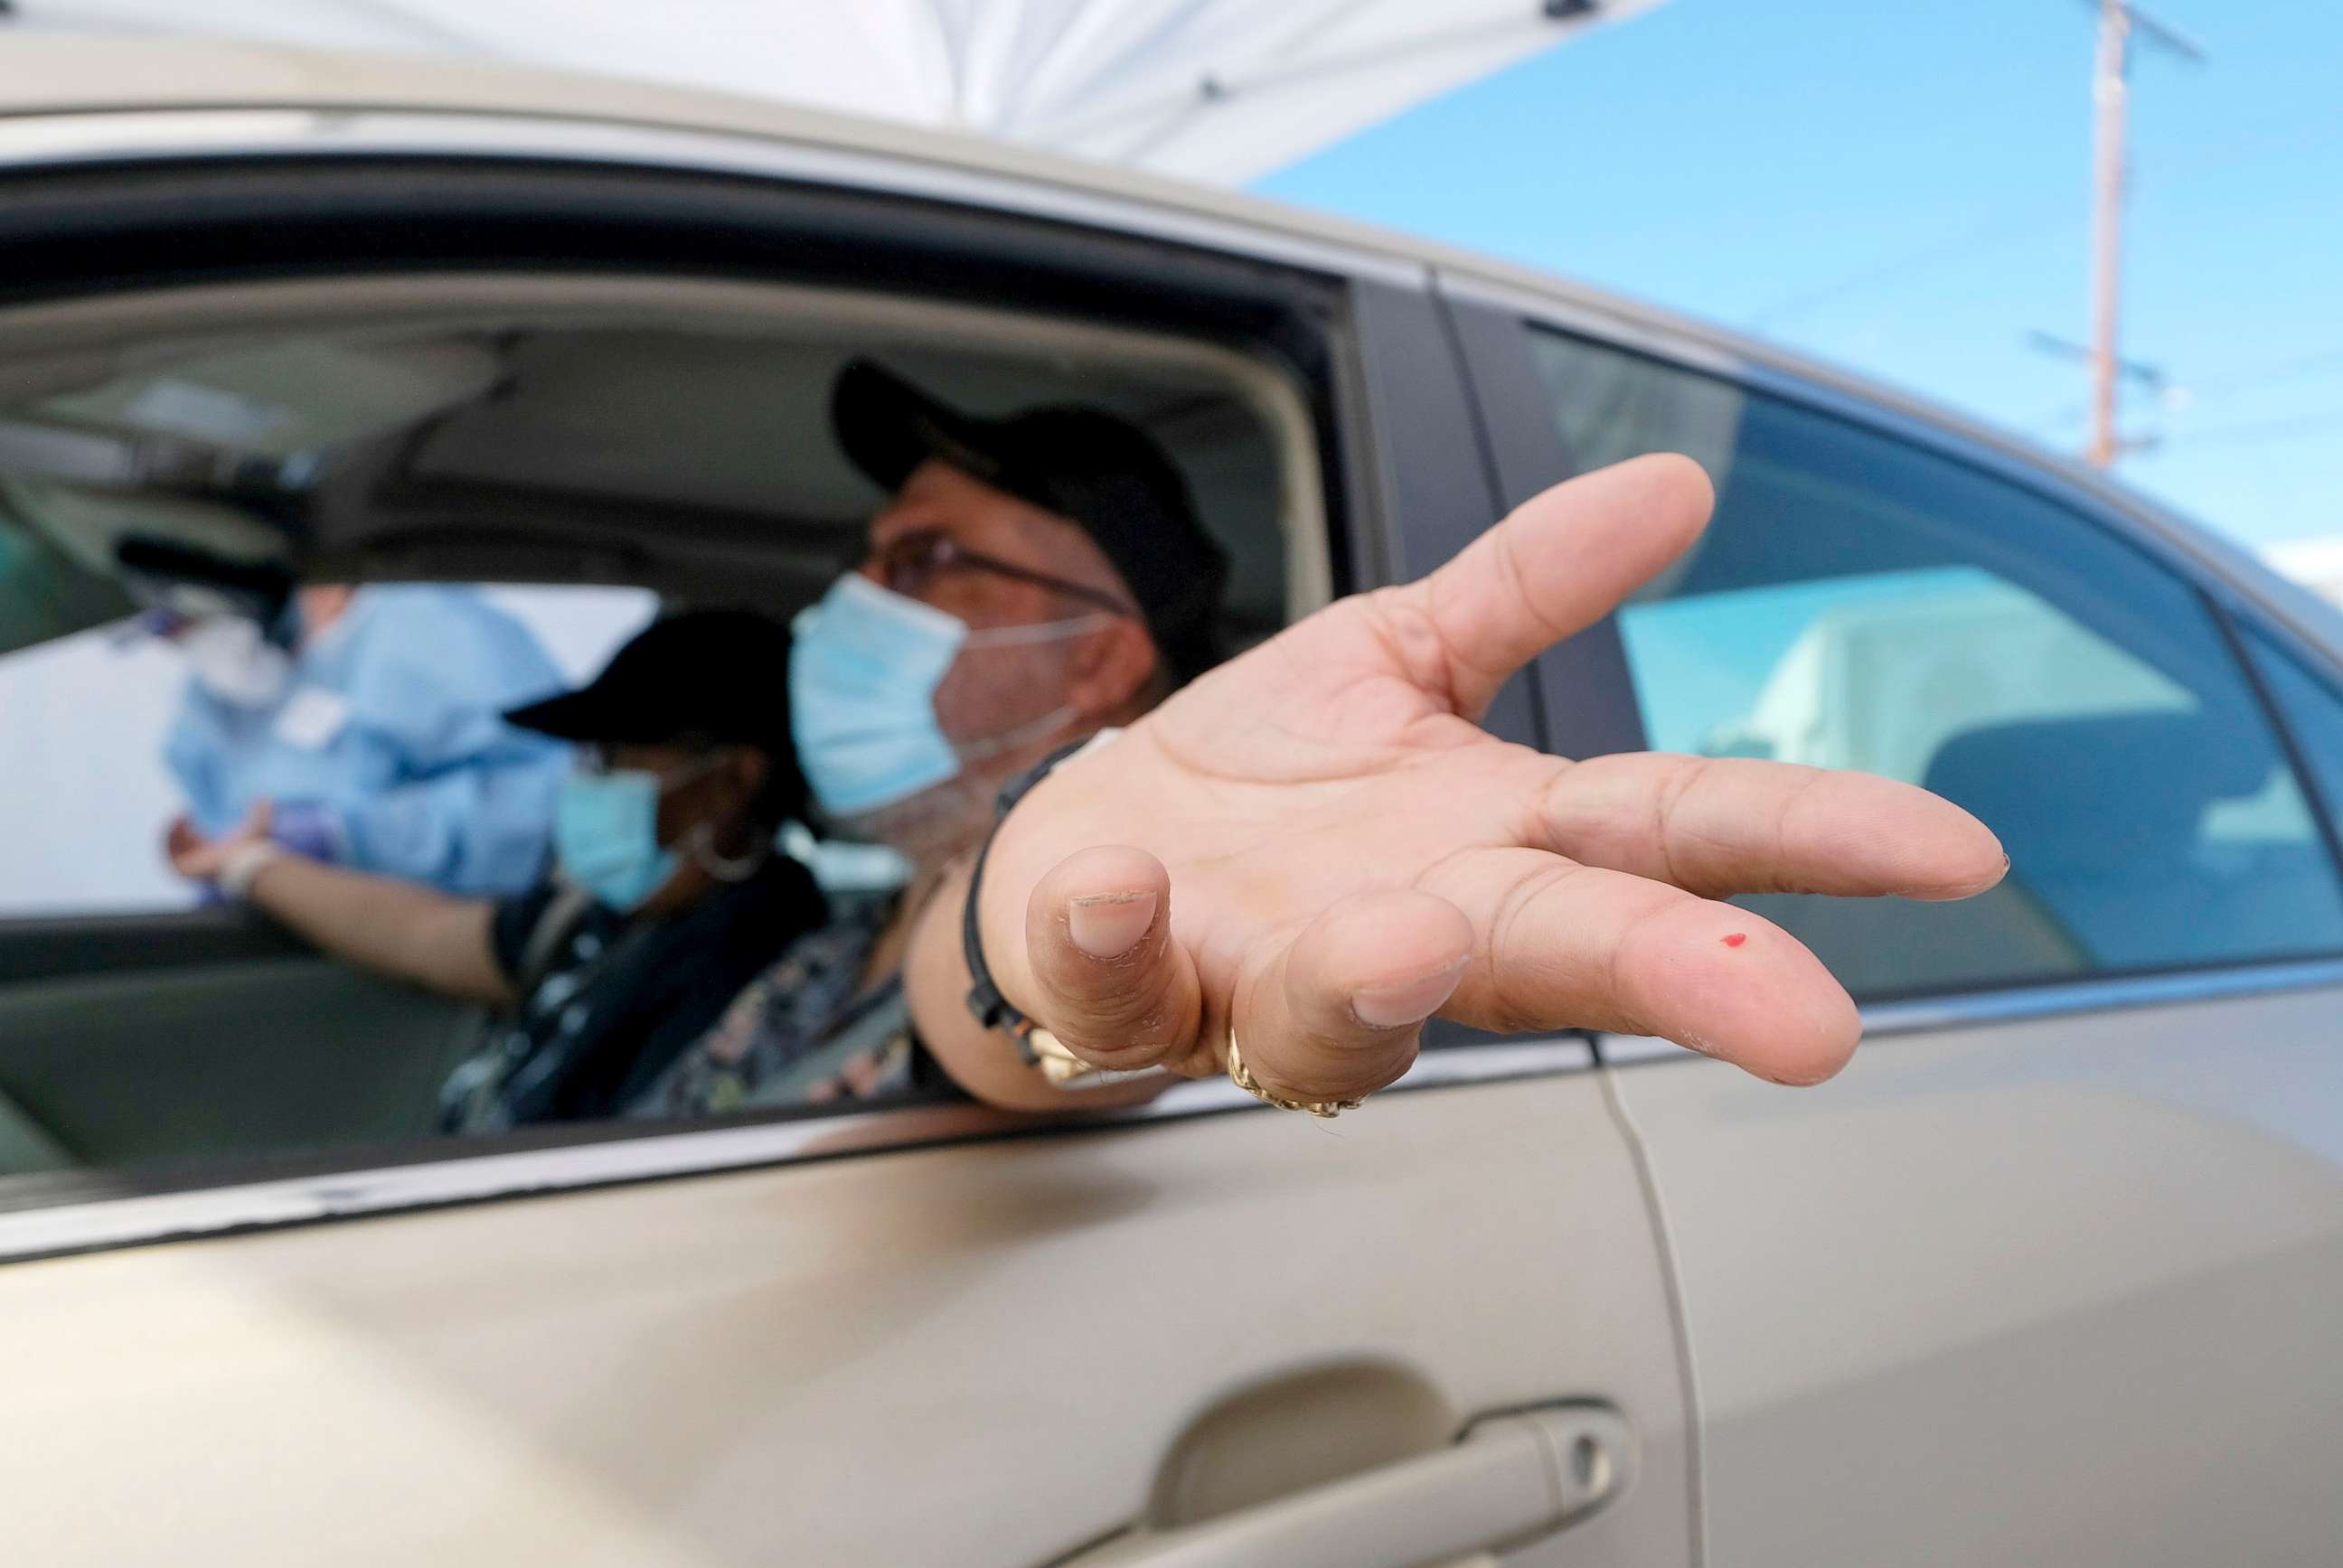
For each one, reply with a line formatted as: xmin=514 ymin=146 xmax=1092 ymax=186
xmin=503 ymin=609 xmax=799 ymax=789
xmin=831 ymin=358 xmax=1230 ymax=682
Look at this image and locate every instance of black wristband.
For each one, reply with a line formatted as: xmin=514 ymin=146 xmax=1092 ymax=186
xmin=963 ymin=735 xmax=1107 ymax=1061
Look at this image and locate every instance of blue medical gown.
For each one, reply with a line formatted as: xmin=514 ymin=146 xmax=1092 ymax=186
xmin=166 ymin=587 xmax=571 ymax=896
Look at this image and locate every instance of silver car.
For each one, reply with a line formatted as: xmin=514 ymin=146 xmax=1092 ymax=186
xmin=0 ymin=38 xmax=2337 ymax=1568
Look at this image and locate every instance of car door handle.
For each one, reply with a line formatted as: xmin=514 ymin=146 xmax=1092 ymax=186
xmin=1059 ymin=1404 xmax=1633 ymax=1568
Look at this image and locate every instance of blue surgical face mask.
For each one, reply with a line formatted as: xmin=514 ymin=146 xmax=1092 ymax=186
xmin=179 ymin=615 xmax=294 ymax=708
xmin=790 ymin=573 xmax=1107 ymax=821
xmin=553 ymin=755 xmax=720 ymax=913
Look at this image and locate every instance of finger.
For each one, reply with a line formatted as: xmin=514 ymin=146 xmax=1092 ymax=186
xmin=1418 ymin=849 xmax=1862 ymax=1085
xmin=243 ymin=798 xmax=273 ymax=837
xmin=1536 ymin=754 xmax=2009 ymax=901
xmin=1023 ymin=845 xmax=1205 ymax=1074
xmin=1410 ymin=454 xmax=1713 ymax=718
xmin=1237 ymin=889 xmax=1473 ymax=1105
xmin=164 ymin=817 xmax=211 ymax=873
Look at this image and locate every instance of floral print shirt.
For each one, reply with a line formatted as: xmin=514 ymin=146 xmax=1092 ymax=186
xmin=630 ymin=892 xmax=942 ymax=1117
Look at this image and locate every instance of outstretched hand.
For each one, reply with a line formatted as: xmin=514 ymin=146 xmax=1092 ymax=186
xmin=970 ymin=455 xmax=2007 ymax=1106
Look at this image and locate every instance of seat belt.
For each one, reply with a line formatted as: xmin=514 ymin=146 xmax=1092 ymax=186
xmin=513 ymin=883 xmax=599 ymax=1001
xmin=438 ymin=882 xmax=601 ymax=1132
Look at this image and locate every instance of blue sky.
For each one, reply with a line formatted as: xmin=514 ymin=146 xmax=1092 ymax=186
xmin=1256 ymin=0 xmax=2343 ymax=549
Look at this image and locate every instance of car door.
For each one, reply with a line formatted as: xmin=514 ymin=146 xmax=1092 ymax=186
xmin=1447 ymin=277 xmax=2343 ymax=1567
xmin=0 ymin=114 xmax=1694 ymax=1566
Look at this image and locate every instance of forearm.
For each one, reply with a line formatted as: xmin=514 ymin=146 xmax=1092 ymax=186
xmin=243 ymin=854 xmax=512 ymax=1006
xmin=904 ymin=856 xmax=1167 ymax=1113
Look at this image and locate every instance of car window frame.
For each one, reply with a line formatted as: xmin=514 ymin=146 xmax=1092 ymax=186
xmin=0 ymin=132 xmax=1605 ymax=1256
xmin=2218 ymin=607 xmax=2343 ymax=874
xmin=1438 ymin=292 xmax=1648 ymax=759
xmin=1437 ymin=268 xmax=2343 ymax=1035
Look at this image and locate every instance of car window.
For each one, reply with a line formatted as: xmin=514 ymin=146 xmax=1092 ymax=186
xmin=0 ymin=283 xmax=1322 ymax=1210
xmin=2239 ymin=625 xmax=2343 ymax=836
xmin=0 ymin=585 xmax=655 ymax=917
xmin=1528 ymin=325 xmax=2343 ymax=996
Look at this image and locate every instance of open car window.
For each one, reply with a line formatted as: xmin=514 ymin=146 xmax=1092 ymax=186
xmin=0 ymin=272 xmax=1324 ymax=1199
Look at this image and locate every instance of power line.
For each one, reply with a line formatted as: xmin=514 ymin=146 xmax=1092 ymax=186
xmin=1747 ymin=122 xmax=2337 ymax=333
xmin=2189 ymin=347 xmax=2343 ymax=398
xmin=2150 ymin=408 xmax=2343 ymax=449
xmin=1745 ymin=200 xmax=2072 ymax=332
xmin=2027 ymin=329 xmax=2167 ymax=388
xmin=1745 ymin=113 xmax=2343 ymax=339
xmin=2028 ymin=343 xmax=2343 ymax=433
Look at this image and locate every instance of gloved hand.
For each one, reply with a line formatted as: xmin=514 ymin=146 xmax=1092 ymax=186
xmin=165 ymin=799 xmax=273 ymax=885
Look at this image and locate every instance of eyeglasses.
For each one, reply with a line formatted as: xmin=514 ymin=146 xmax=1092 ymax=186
xmin=866 ymin=529 xmax=1135 ymax=619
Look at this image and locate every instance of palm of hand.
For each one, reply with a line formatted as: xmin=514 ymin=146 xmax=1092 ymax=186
xmin=983 ymin=455 xmax=2006 ymax=1103
xmin=1130 ymin=606 xmax=1544 ymax=1031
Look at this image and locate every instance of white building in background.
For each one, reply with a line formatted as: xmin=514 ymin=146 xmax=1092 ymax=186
xmin=2265 ymin=538 xmax=2343 ymax=609
xmin=1702 ymin=571 xmax=2188 ymax=781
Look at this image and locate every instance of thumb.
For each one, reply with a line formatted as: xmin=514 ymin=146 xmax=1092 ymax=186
xmin=243 ymin=798 xmax=273 ymax=838
xmin=1022 ymin=845 xmax=1205 ymax=1075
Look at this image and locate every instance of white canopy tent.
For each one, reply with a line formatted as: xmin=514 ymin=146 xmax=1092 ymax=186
xmin=5 ymin=0 xmax=1667 ymax=184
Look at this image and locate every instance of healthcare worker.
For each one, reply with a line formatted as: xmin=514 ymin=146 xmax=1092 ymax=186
xmin=162 ymin=583 xmax=571 ymax=897
xmin=165 ymin=608 xmax=826 ymax=1131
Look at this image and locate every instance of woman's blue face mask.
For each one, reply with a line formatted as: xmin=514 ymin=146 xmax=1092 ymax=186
xmin=788 ymin=573 xmax=1109 ymax=821
xmin=553 ymin=753 xmax=721 ymax=913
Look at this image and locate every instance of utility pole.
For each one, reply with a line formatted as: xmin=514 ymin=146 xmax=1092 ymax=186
xmin=2079 ymin=0 xmax=2203 ymax=467
xmin=2087 ymin=0 xmax=2130 ymax=467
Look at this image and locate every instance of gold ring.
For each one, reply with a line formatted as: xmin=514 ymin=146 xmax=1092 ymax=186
xmin=1226 ymin=1028 xmax=1363 ymax=1119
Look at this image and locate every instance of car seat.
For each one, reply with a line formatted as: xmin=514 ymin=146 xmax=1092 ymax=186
xmin=1923 ymin=709 xmax=2328 ymax=969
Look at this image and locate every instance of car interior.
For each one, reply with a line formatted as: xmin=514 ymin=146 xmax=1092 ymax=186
xmin=0 ymin=273 xmax=1331 ymax=1190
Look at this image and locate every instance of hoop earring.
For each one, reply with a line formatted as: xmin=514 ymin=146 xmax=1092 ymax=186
xmin=688 ymin=819 xmax=768 ymax=882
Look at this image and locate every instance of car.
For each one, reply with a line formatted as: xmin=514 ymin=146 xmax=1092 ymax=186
xmin=0 ymin=37 xmax=2338 ymax=1568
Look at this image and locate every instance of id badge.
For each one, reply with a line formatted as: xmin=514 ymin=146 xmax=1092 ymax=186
xmin=273 ymin=686 xmax=352 ymax=750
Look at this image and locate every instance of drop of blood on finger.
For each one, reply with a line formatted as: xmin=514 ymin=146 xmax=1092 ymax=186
xmin=1722 ymin=933 xmax=1747 ymax=948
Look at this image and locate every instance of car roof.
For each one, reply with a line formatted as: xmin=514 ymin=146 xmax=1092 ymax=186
xmin=0 ymin=39 xmax=1964 ymax=392
xmin=0 ymin=37 xmax=1441 ymax=264
xmin=2 ymin=36 xmax=2333 ymax=660
xmin=0 ymin=39 xmax=2165 ymax=441
xmin=0 ymin=41 xmax=2139 ymax=460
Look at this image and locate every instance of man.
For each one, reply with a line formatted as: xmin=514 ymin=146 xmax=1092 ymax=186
xmin=660 ymin=363 xmax=2008 ymax=1121
xmin=637 ymin=358 xmax=1221 ymax=1115
xmin=166 ymin=610 xmax=826 ymax=1130
xmin=162 ymin=583 xmax=570 ymax=897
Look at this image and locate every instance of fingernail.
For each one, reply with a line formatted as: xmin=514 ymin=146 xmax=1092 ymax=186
xmin=1068 ymin=891 xmax=1158 ymax=959
xmin=1350 ymin=959 xmax=1468 ymax=1030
